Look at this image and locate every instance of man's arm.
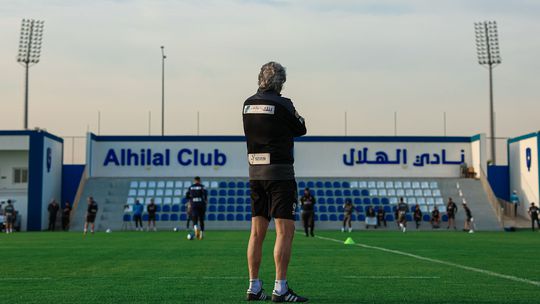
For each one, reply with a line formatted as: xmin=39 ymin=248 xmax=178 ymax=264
xmin=280 ymin=99 xmax=307 ymax=137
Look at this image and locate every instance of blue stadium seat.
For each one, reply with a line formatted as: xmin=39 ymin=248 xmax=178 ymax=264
xmin=361 ymin=189 xmax=369 ymax=196
xmin=236 ymin=214 xmax=243 ymax=221
xmin=237 ymin=181 xmax=245 ymax=188
xmin=325 ymin=190 xmax=333 ymax=197
xmin=245 ymin=198 xmax=251 ymax=205
xmin=208 ymin=214 xmax=216 ymax=221
xmin=142 ymin=214 xmax=149 ymax=221
xmin=342 ymin=181 xmax=350 ymax=188
xmin=338 ymin=205 xmax=344 ymax=212
xmin=237 ymin=197 xmax=245 ymax=204
xmin=335 ymin=190 xmax=343 ymax=196
xmin=180 ymin=214 xmax=187 ymax=221
xmin=180 ymin=205 xmax=186 ymax=212
xmin=352 ymin=189 xmax=360 ymax=196
xmin=218 ymin=198 xmax=226 ymax=204
xmin=246 ymin=206 xmax=251 ymax=212
xmin=219 ymin=189 xmax=227 ymax=196
xmin=172 ymin=205 xmax=180 ymax=212
xmin=423 ymin=214 xmax=431 ymax=222
xmin=357 ymin=206 xmax=364 ymax=212
xmin=295 ymin=214 xmax=300 ymax=221
xmin=336 ymin=198 xmax=344 ymax=205
xmin=298 ymin=181 xmax=306 ymax=188
xmin=181 ymin=198 xmax=188 ymax=204
xmin=161 ymin=214 xmax=169 ymax=221
xmin=228 ymin=181 xmax=236 ymax=188
xmin=385 ymin=214 xmax=394 ymax=221
xmin=314 ymin=214 xmax=319 ymax=221
xmin=237 ymin=189 xmax=244 ymax=196
xmin=354 ymin=198 xmax=362 ymax=205
xmin=372 ymin=198 xmax=380 ymax=205
xmin=209 ymin=198 xmax=217 ymax=205
xmin=226 ymin=214 xmax=234 ymax=221
xmin=210 ymin=189 xmax=218 ymax=196
xmin=245 ymin=214 xmax=251 ymax=221
xmin=344 ymin=190 xmax=351 ymax=196
xmin=363 ymin=198 xmax=371 ymax=205
xmin=219 ymin=181 xmax=227 ymax=188
xmin=351 ymin=215 xmax=357 ymax=221
xmin=162 ymin=205 xmax=171 ymax=212
xmin=316 ymin=181 xmax=323 ymax=188
xmin=307 ymin=181 xmax=315 ymax=188
xmin=123 ymin=214 xmax=131 ymax=221
xmin=245 ymin=182 xmax=250 ymax=188
xmin=236 ymin=206 xmax=244 ymax=212
xmin=318 ymin=198 xmax=326 ymax=204
xmin=218 ymin=206 xmax=226 ymax=212
xmin=209 ymin=205 xmax=217 ymax=212
xmin=218 ymin=214 xmax=225 ymax=221
xmin=319 ymin=206 xmax=327 ymax=212
xmin=406 ymin=215 xmax=413 ymax=221
xmin=327 ymin=198 xmax=335 ymax=204
xmin=330 ymin=214 xmax=338 ymax=221
xmin=227 ymin=197 xmax=235 ymax=204
xmin=228 ymin=189 xmax=236 ymax=196
xmin=333 ymin=181 xmax=341 ymax=188
xmin=384 ymin=206 xmax=392 ymax=213
xmin=328 ymin=206 xmax=336 ymax=212
xmin=381 ymin=198 xmax=390 ymax=205
xmin=442 ymin=214 xmax=448 ymax=222
xmin=317 ymin=190 xmax=324 ymax=196
xmin=170 ymin=214 xmax=179 ymax=221
xmin=325 ymin=181 xmax=332 ymax=188
xmin=358 ymin=214 xmax=365 ymax=221
xmin=320 ymin=214 xmax=328 ymax=221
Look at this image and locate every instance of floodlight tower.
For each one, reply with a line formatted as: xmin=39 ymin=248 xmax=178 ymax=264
xmin=161 ymin=46 xmax=166 ymax=136
xmin=17 ymin=19 xmax=45 ymax=130
xmin=475 ymin=20 xmax=501 ymax=164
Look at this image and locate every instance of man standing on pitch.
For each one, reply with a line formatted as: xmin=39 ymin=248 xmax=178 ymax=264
xmin=186 ymin=176 xmax=207 ymax=240
xmin=243 ymin=62 xmax=308 ymax=302
xmin=299 ymin=188 xmax=315 ymax=237
xmin=84 ymin=197 xmax=98 ymax=235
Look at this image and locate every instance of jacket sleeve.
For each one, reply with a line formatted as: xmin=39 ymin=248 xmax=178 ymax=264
xmin=280 ymin=99 xmax=307 ymax=137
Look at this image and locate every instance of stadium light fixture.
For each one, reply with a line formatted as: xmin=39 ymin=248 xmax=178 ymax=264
xmin=17 ymin=18 xmax=45 ymax=130
xmin=161 ymin=46 xmax=166 ymax=136
xmin=474 ymin=20 xmax=501 ymax=164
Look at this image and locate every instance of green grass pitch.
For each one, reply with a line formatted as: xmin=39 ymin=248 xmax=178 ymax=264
xmin=1 ymin=230 xmax=539 ymax=303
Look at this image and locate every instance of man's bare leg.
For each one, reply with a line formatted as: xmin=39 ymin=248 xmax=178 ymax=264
xmin=274 ymin=218 xmax=295 ymax=281
xmin=248 ymin=216 xmax=270 ymax=280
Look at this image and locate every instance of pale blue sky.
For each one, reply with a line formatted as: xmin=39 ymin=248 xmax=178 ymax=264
xmin=1 ymin=0 xmax=539 ymax=145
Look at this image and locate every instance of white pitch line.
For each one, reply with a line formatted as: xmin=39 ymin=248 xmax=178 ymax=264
xmin=0 ymin=277 xmax=52 ymax=281
xmin=316 ymin=235 xmax=540 ymax=287
xmin=159 ymin=276 xmax=244 ymax=280
xmin=344 ymin=275 xmax=439 ymax=279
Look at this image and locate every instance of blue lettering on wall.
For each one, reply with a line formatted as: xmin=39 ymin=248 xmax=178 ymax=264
xmin=342 ymin=148 xmax=464 ymax=167
xmin=46 ymin=147 xmax=52 ymax=173
xmin=103 ymin=148 xmax=227 ymax=167
xmin=526 ymin=147 xmax=532 ymax=172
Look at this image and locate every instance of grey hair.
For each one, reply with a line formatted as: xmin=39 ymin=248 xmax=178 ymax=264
xmin=258 ymin=61 xmax=286 ymax=93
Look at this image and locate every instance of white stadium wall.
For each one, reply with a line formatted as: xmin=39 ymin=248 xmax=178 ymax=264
xmin=40 ymin=136 xmax=63 ymax=230
xmin=86 ymin=133 xmax=486 ymax=178
xmin=509 ymin=132 xmax=540 ymax=215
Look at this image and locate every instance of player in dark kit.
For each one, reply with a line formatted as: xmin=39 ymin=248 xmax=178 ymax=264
xmin=413 ymin=204 xmax=423 ymax=229
xmin=299 ymin=188 xmax=315 ymax=237
xmin=446 ymin=198 xmax=458 ymax=230
xmin=47 ymin=200 xmax=60 ymax=231
xmin=397 ymin=197 xmax=409 ymax=233
xmin=62 ymin=202 xmax=72 ymax=231
xmin=431 ymin=206 xmax=441 ymax=229
xmin=186 ymin=176 xmax=207 ymax=240
xmin=4 ymin=200 xmax=15 ymax=234
xmin=528 ymin=203 xmax=539 ymax=231
xmin=342 ymin=199 xmax=357 ymax=232
xmin=147 ymin=198 xmax=157 ymax=232
xmin=84 ymin=197 xmax=98 ymax=235
xmin=462 ymin=202 xmax=474 ymax=233
xmin=243 ymin=62 xmax=308 ymax=302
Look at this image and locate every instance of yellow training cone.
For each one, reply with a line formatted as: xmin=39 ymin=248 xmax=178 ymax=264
xmin=344 ymin=237 xmax=356 ymax=245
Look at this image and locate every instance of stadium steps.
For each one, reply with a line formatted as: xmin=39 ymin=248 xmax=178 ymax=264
xmin=70 ymin=177 xmax=502 ymax=232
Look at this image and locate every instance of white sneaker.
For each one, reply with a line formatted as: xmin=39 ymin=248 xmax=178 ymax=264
xmin=341 ymin=227 xmax=345 ymax=232
xmin=469 ymin=230 xmax=474 ymax=234
xmin=402 ymin=227 xmax=406 ymax=233
xmin=348 ymin=228 xmax=352 ymax=233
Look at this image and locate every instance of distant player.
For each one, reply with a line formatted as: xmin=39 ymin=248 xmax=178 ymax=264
xmin=4 ymin=200 xmax=15 ymax=234
xmin=147 ymin=198 xmax=157 ymax=232
xmin=84 ymin=197 xmax=98 ymax=235
xmin=431 ymin=206 xmax=441 ymax=229
xmin=376 ymin=207 xmax=386 ymax=228
xmin=462 ymin=202 xmax=474 ymax=233
xmin=413 ymin=204 xmax=422 ymax=229
xmin=528 ymin=202 xmax=539 ymax=231
xmin=365 ymin=206 xmax=377 ymax=229
xmin=47 ymin=199 xmax=60 ymax=231
xmin=397 ymin=197 xmax=408 ymax=232
xmin=299 ymin=188 xmax=315 ymax=237
xmin=133 ymin=200 xmax=144 ymax=231
xmin=342 ymin=198 xmax=357 ymax=232
xmin=186 ymin=176 xmax=207 ymax=240
xmin=62 ymin=202 xmax=72 ymax=231
xmin=446 ymin=198 xmax=458 ymax=230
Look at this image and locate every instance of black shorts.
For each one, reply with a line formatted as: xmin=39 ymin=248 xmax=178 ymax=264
xmin=250 ymin=180 xmax=297 ymax=221
xmin=6 ymin=215 xmax=15 ymax=224
xmin=148 ymin=213 xmax=156 ymax=221
xmin=191 ymin=204 xmax=206 ymax=218
xmin=447 ymin=213 xmax=455 ymax=219
xmin=86 ymin=214 xmax=96 ymax=223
